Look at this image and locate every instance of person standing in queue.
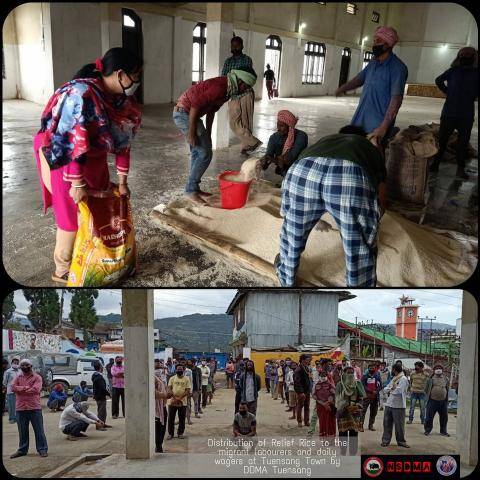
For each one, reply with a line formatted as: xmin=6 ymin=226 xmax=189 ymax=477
xmin=111 ymin=356 xmax=125 ymax=419
xmin=10 ymin=359 xmax=48 ymax=458
xmin=33 ymin=47 xmax=142 ymax=284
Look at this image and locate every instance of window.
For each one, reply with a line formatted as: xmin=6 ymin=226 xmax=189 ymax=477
xmin=192 ymin=22 xmax=207 ymax=84
xmin=123 ymin=13 xmax=136 ymax=28
xmin=342 ymin=47 xmax=351 ymax=58
xmin=346 ymin=3 xmax=357 ymax=15
xmin=266 ymin=35 xmax=282 ymax=51
xmin=79 ymin=359 xmax=95 ymax=371
xmin=302 ymin=42 xmax=326 ymax=84
xmin=363 ymin=51 xmax=374 ymax=69
xmin=371 ymin=11 xmax=380 ymax=23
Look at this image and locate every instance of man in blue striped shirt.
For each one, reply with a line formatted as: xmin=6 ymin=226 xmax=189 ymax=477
xmin=222 ymin=36 xmax=262 ymax=155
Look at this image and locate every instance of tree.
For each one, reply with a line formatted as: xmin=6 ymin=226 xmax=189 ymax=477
xmin=2 ymin=292 xmax=16 ymax=327
xmin=69 ymin=290 xmax=99 ymax=342
xmin=23 ymin=289 xmax=60 ymax=332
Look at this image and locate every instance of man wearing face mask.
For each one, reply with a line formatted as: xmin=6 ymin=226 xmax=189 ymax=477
xmin=167 ymin=365 xmax=190 ymax=440
xmin=111 ymin=356 xmax=125 ymax=419
xmin=431 ymin=47 xmax=478 ymax=179
xmin=381 ymin=363 xmax=410 ymax=448
xmin=336 ymin=26 xmax=408 ymax=149
xmin=294 ymin=355 xmax=312 ymax=428
xmin=234 ymin=360 xmax=245 ymax=414
xmin=239 ymin=361 xmax=261 ymax=416
xmin=424 ymin=364 xmax=450 ymax=437
xmin=233 ymin=402 xmax=257 ymax=438
xmin=222 ymin=36 xmax=262 ymax=155
xmin=10 ymin=359 xmax=48 ymax=458
xmin=3 ymin=358 xmax=20 ymax=423
xmin=59 ymin=401 xmax=105 ymax=440
xmin=407 ymin=361 xmax=428 ymax=424
xmin=199 ymin=358 xmax=210 ymax=409
xmin=360 ymin=363 xmax=382 ymax=432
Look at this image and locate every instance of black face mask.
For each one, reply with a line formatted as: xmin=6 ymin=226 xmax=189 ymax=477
xmin=116 ymin=362 xmax=122 ymax=366
xmin=21 ymin=367 xmax=31 ymax=373
xmin=368 ymin=370 xmax=375 ymax=375
xmin=459 ymin=56 xmax=474 ymax=66
xmin=177 ymin=371 xmax=184 ymax=376
xmin=372 ymin=44 xmax=386 ymax=57
xmin=240 ymin=410 xmax=247 ymax=416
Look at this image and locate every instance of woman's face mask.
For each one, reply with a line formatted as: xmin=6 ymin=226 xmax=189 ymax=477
xmin=319 ymin=376 xmax=327 ymax=383
xmin=435 ymin=369 xmax=443 ymax=375
xmin=118 ymin=71 xmax=140 ymax=96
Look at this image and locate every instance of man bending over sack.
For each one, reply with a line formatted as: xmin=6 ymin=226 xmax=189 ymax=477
xmin=276 ymin=125 xmax=387 ymax=287
xmin=260 ymin=110 xmax=308 ymax=177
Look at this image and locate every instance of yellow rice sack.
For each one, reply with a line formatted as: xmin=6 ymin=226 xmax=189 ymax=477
xmin=67 ymin=187 xmax=136 ymax=286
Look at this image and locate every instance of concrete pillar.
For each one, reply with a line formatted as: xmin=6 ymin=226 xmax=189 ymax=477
xmin=457 ymin=291 xmax=478 ymax=467
xmin=122 ymin=289 xmax=155 ymax=459
xmin=205 ymin=3 xmax=234 ymax=149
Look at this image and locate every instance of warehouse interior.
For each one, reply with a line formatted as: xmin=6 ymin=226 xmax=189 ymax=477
xmin=2 ymin=2 xmax=478 ymax=286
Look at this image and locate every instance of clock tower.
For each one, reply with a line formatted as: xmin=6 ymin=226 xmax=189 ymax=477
xmin=395 ymin=295 xmax=419 ymax=340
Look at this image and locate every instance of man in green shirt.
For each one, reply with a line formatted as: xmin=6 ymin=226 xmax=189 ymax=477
xmin=222 ymin=36 xmax=262 ymax=155
xmin=276 ymin=125 xmax=387 ymax=287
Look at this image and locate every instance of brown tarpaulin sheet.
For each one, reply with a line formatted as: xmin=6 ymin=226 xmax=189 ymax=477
xmin=151 ymin=181 xmax=477 ymax=287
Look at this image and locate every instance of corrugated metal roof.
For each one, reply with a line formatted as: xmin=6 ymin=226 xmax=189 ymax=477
xmin=226 ymin=289 xmax=355 ymax=314
xmin=338 ymin=319 xmax=452 ymax=355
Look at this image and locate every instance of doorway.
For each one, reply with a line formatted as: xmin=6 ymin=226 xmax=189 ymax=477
xmin=338 ymin=47 xmax=351 ymax=87
xmin=122 ymin=8 xmax=143 ymax=104
xmin=264 ymin=35 xmax=282 ymax=97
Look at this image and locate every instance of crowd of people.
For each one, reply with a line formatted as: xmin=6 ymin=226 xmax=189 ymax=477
xmin=2 ymin=354 xmax=221 ymax=456
xmin=2 ymin=353 xmax=455 ymax=458
xmin=225 ymin=354 xmax=454 ymax=454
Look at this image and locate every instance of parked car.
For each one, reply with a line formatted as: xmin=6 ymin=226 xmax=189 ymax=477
xmin=4 ymin=350 xmax=53 ymax=392
xmin=45 ymin=353 xmax=108 ymax=393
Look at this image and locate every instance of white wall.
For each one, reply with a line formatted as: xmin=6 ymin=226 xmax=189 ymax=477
xmin=172 ymin=17 xmax=196 ymax=101
xmin=2 ymin=11 xmax=20 ymax=99
xmin=3 ymin=2 xmax=477 ymax=105
xmin=142 ymin=12 xmax=173 ymax=104
xmin=10 ymin=2 xmax=55 ymax=104
xmin=50 ymin=3 xmax=102 ymax=88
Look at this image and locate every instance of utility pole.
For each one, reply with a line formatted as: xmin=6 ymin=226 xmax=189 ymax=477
xmin=57 ymin=289 xmax=65 ymax=329
xmin=298 ymin=291 xmax=303 ymax=345
xmin=372 ymin=320 xmax=376 ymax=360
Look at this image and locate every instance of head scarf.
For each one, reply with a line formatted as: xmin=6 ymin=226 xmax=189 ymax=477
xmin=19 ymin=358 xmax=32 ymax=366
xmin=54 ymin=384 xmax=63 ymax=391
xmin=374 ymin=26 xmax=399 ymax=48
xmin=277 ymin=110 xmax=299 ymax=155
xmin=226 ymin=69 xmax=257 ymax=96
xmin=73 ymin=401 xmax=90 ymax=414
xmin=451 ymin=46 xmax=478 ymax=68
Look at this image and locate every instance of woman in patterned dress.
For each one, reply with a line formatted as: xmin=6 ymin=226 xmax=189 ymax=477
xmin=33 ymin=47 xmax=143 ymax=283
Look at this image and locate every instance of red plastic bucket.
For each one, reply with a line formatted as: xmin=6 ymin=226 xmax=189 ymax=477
xmin=218 ymin=170 xmax=252 ymax=209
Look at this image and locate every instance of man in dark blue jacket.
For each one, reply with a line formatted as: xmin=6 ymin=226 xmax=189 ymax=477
xmin=92 ymin=361 xmax=112 ymax=429
xmin=431 ymin=47 xmax=478 ymax=179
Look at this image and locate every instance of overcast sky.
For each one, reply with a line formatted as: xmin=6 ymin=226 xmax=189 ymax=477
xmin=12 ymin=289 xmax=462 ymax=326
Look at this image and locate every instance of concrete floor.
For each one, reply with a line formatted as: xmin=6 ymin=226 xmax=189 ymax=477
xmin=2 ymin=95 xmax=477 ymax=287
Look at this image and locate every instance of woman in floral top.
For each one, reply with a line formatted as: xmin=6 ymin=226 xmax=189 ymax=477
xmin=33 ymin=47 xmax=143 ymax=283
